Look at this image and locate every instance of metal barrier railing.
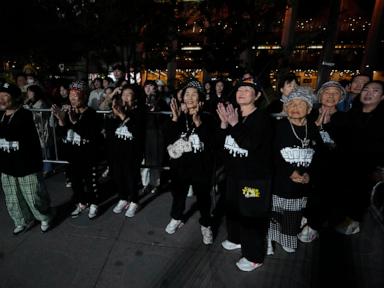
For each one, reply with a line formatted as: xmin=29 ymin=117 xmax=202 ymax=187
xmin=28 ymin=108 xmax=172 ymax=169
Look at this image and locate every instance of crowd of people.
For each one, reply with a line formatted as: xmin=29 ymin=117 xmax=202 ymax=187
xmin=0 ymin=65 xmax=383 ymax=272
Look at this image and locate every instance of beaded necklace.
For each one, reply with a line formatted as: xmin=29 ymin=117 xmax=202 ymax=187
xmin=289 ymin=120 xmax=309 ymax=148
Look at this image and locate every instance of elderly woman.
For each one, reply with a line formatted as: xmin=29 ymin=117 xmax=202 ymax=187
xmin=164 ymin=80 xmax=215 ymax=245
xmin=268 ymin=87 xmax=322 ymax=254
xmin=298 ymin=81 xmax=347 ymax=242
xmin=217 ymin=81 xmax=273 ymax=272
xmin=0 ymin=82 xmax=52 ymax=234
xmin=107 ymin=84 xmax=145 ymax=217
xmin=52 ymin=81 xmax=100 ymax=219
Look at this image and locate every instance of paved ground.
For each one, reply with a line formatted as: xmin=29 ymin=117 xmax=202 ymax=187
xmin=0 ymin=172 xmax=383 ymax=288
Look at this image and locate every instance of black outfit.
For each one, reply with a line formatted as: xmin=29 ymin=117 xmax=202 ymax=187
xmin=340 ymin=103 xmax=384 ymax=221
xmin=305 ymin=109 xmax=347 ymax=229
xmin=271 ymin=118 xmax=322 ymax=199
xmin=58 ymin=107 xmax=100 ymax=205
xmin=218 ymin=108 xmax=273 ymax=263
xmin=106 ymin=106 xmax=145 ymax=203
xmin=165 ymin=113 xmax=215 ymax=227
xmin=266 ymin=98 xmax=283 ymax=115
xmin=268 ymin=118 xmax=322 ymax=249
xmin=142 ymin=95 xmax=168 ymax=189
xmin=0 ymin=108 xmax=42 ymax=176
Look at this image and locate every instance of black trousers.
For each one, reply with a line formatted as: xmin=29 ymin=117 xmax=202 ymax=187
xmin=69 ymin=160 xmax=99 ymax=205
xmin=170 ymin=176 xmax=212 ymax=227
xmin=110 ymin=159 xmax=140 ymax=203
xmin=225 ymin=176 xmax=268 ymax=263
xmin=226 ymin=214 xmax=268 ymax=263
xmin=304 ymin=184 xmax=327 ymax=231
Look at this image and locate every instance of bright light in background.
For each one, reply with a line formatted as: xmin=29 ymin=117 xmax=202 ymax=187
xmin=257 ymin=45 xmax=281 ymax=50
xmin=308 ymin=45 xmax=323 ymax=49
xmin=181 ymin=46 xmax=202 ymax=51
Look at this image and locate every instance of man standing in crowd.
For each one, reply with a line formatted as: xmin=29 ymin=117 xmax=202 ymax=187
xmin=337 ymin=74 xmax=370 ymax=111
xmin=112 ymin=63 xmax=126 ymax=87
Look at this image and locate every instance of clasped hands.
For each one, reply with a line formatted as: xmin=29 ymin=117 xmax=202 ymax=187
xmin=216 ymin=102 xmax=239 ymax=129
xmin=290 ymin=170 xmax=310 ymax=184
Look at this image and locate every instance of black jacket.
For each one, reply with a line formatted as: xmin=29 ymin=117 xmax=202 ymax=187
xmin=165 ymin=113 xmax=215 ymax=183
xmin=218 ymin=108 xmax=273 ymax=180
xmin=0 ymin=108 xmax=42 ymax=176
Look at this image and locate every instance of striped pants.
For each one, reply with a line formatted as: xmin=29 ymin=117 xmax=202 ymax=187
xmin=1 ymin=173 xmax=52 ymax=227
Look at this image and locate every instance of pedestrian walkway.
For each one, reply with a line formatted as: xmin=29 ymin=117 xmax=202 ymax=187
xmin=0 ymin=173 xmax=383 ymax=288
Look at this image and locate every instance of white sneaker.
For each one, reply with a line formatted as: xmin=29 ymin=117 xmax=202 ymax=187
xmin=201 ymin=226 xmax=213 ymax=245
xmin=88 ymin=204 xmax=98 ymax=219
xmin=13 ymin=220 xmax=35 ymax=235
xmin=13 ymin=225 xmax=25 ymax=235
xmin=125 ymin=202 xmax=139 ymax=218
xmin=65 ymin=180 xmax=72 ymax=188
xmin=40 ymin=221 xmax=50 ymax=232
xmin=150 ymin=187 xmax=158 ymax=194
xmin=298 ymin=225 xmax=319 ymax=243
xmin=101 ymin=167 xmax=109 ymax=178
xmin=345 ymin=221 xmax=360 ymax=235
xmin=187 ymin=185 xmax=194 ymax=197
xmin=165 ymin=218 xmax=184 ymax=234
xmin=282 ymin=245 xmax=296 ymax=253
xmin=113 ymin=200 xmax=129 ymax=214
xmin=335 ymin=219 xmax=360 ymax=235
xmin=221 ymin=240 xmax=241 ymax=250
xmin=236 ymin=257 xmax=263 ymax=272
xmin=267 ymin=240 xmax=274 ymax=255
xmin=71 ymin=203 xmax=87 ymax=218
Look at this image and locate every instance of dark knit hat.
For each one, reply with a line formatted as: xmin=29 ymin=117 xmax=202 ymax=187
xmin=0 ymin=81 xmax=21 ymax=98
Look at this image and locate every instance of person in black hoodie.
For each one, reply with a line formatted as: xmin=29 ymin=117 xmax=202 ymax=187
xmin=216 ymin=81 xmax=273 ymax=272
xmin=0 ymin=81 xmax=52 ymax=234
xmin=164 ymin=80 xmax=215 ymax=245
xmin=51 ymin=80 xmax=100 ymax=219
xmin=107 ymin=84 xmax=145 ymax=217
xmin=336 ymin=80 xmax=384 ymax=234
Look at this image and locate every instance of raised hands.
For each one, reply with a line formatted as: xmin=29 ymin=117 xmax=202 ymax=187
xmin=216 ymin=103 xmax=239 ymax=128
xmin=170 ymin=98 xmax=181 ymax=122
xmin=112 ymin=99 xmax=126 ymax=121
xmin=191 ymin=102 xmax=203 ymax=127
xmin=216 ymin=102 xmax=228 ymax=129
xmin=315 ymin=105 xmax=338 ymax=127
xmin=51 ymin=104 xmax=66 ymax=126
xmin=226 ymin=104 xmax=239 ymax=127
xmin=51 ymin=104 xmax=79 ymax=125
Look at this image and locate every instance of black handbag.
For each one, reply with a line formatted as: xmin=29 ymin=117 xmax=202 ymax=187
xmin=238 ymin=178 xmax=271 ymax=217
